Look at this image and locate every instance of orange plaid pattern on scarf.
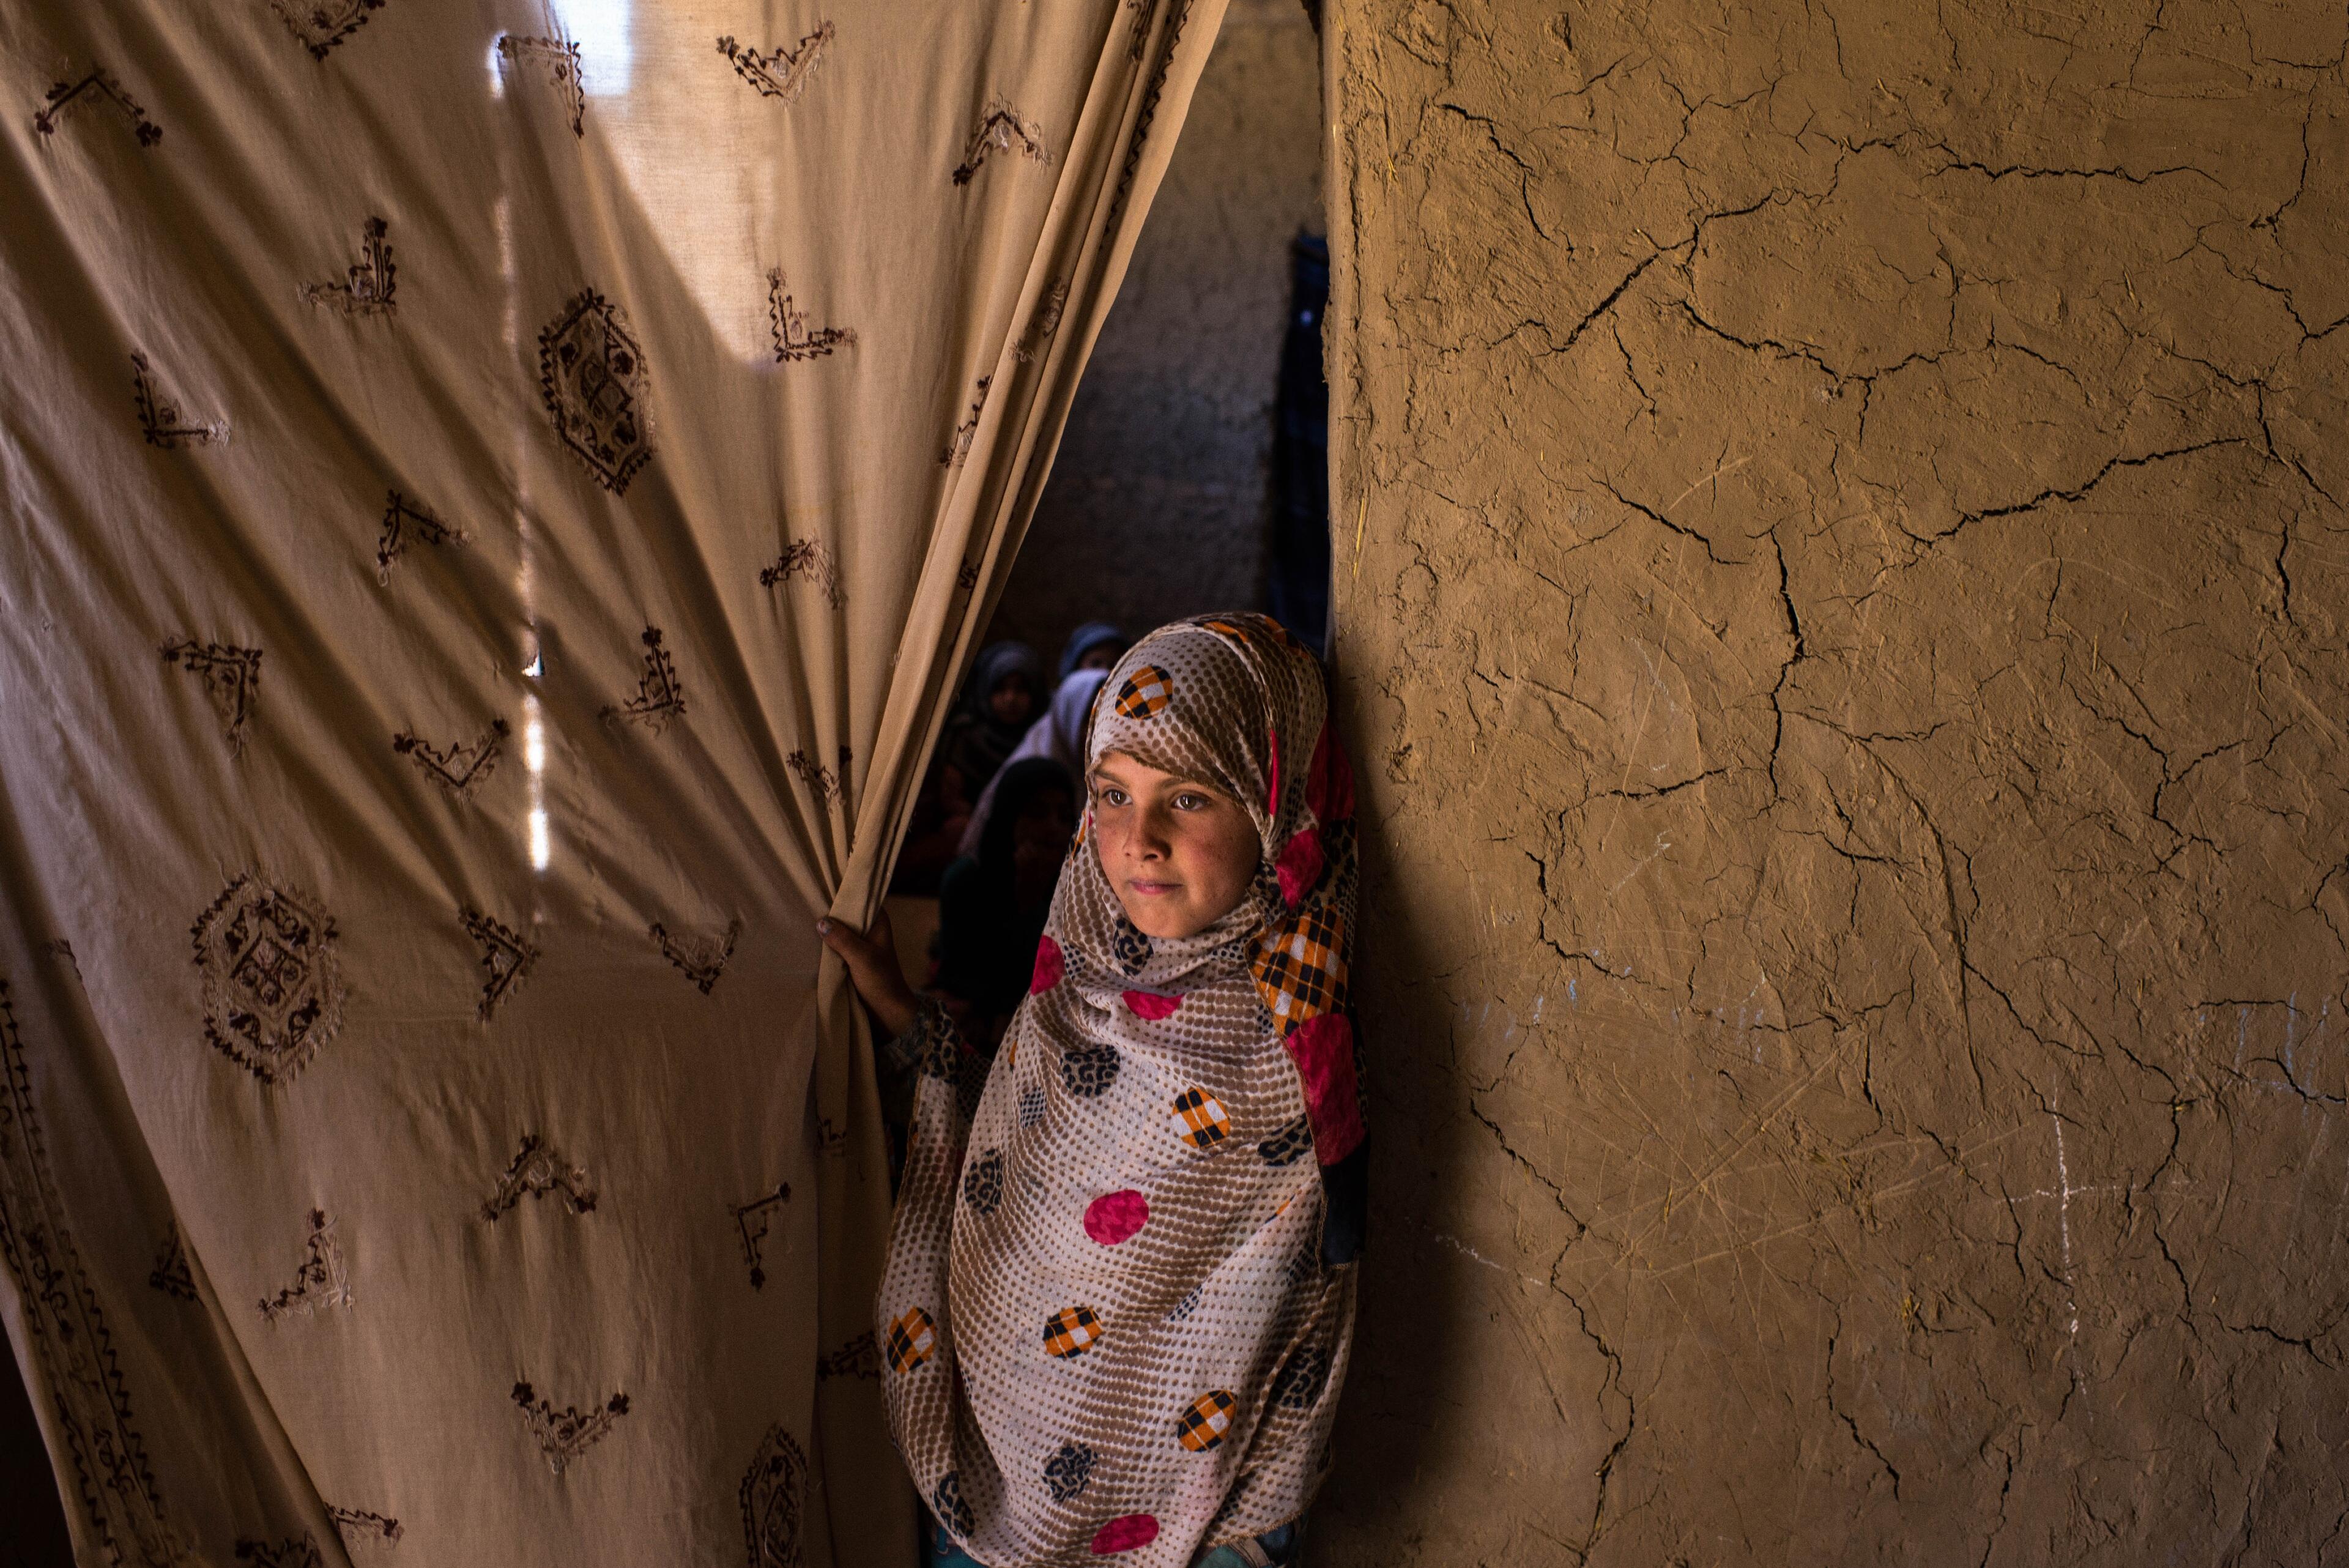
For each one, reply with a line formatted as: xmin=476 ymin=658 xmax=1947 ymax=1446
xmin=1168 ymin=1085 xmax=1231 ymax=1149
xmin=1111 ymin=664 xmax=1172 ymax=719
xmin=1252 ymin=902 xmax=1346 ymax=1035
xmin=1174 ymin=1389 xmax=1238 ymax=1452
xmin=886 ymin=1307 xmax=938 ymax=1373
xmin=1042 ymin=1304 xmax=1105 ymax=1359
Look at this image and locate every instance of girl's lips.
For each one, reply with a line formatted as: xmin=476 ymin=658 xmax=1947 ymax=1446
xmin=1129 ymin=880 xmax=1179 ymax=896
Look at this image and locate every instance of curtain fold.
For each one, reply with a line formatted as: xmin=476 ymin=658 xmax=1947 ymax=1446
xmin=0 ymin=2 xmax=1230 ymax=1563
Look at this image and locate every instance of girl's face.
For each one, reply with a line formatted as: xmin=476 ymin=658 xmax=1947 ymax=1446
xmin=1087 ymin=751 xmax=1260 ymax=939
xmin=989 ymin=673 xmax=1035 ymax=727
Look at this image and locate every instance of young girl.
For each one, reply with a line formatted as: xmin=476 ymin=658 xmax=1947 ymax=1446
xmin=823 ymin=613 xmax=1365 ymax=1567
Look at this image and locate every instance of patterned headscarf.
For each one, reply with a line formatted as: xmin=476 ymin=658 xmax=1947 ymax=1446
xmin=877 ymin=613 xmax=1364 ymax=1566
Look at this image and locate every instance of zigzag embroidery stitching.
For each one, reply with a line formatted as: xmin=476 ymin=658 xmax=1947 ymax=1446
xmin=940 ymin=375 xmax=992 ymax=466
xmin=0 ymin=983 xmax=174 ymax=1560
xmin=766 ymin=267 xmax=856 ymax=362
xmin=305 ymin=215 xmax=396 ymax=315
xmin=603 ymin=625 xmax=685 ymax=730
xmin=131 ymin=352 xmax=225 ymax=447
xmin=951 ymin=98 xmax=1048 ymax=185
xmin=392 ymin=718 xmax=507 ymax=796
xmin=814 ymin=1330 xmax=880 ymax=1380
xmin=481 ymin=1134 xmax=597 ymax=1221
xmin=1014 ymin=278 xmax=1069 ymax=363
xmin=32 ymin=68 xmax=161 ymax=145
xmin=460 ymin=907 xmax=537 ymax=1022
xmin=160 ymin=637 xmax=262 ymax=752
xmin=716 ymin=24 xmax=833 ymax=103
xmin=730 ymin=1181 xmax=791 ymax=1288
xmin=269 ymin=0 xmax=388 ymax=59
xmin=494 ymin=33 xmax=585 ymax=136
xmin=147 ymin=1224 xmax=197 ymax=1301
xmin=1109 ymin=0 xmax=1198 ymax=227
xmin=759 ymin=539 xmax=845 ymax=607
xmin=511 ymin=1380 xmax=629 ymax=1474
xmin=235 ymin=1533 xmax=323 ymax=1568
xmin=327 ymin=1506 xmax=403 ymax=1549
xmin=259 ymin=1209 xmax=350 ymax=1321
xmin=650 ymin=918 xmax=740 ymax=995
xmin=787 ymin=746 xmax=851 ymax=803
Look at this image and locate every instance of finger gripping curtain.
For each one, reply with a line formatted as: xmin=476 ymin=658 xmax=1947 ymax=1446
xmin=0 ymin=2 xmax=1228 ymax=1563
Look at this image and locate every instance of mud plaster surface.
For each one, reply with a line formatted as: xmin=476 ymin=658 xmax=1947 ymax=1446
xmin=989 ymin=0 xmax=1323 ymax=663
xmin=1315 ymin=2 xmax=2349 ymax=1562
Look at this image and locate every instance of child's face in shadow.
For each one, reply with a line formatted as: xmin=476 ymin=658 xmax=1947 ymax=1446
xmin=1087 ymin=751 xmax=1260 ymax=939
xmin=988 ymin=674 xmax=1035 ymax=727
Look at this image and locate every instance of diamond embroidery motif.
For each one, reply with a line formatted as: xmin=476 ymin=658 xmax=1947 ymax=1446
xmin=461 ymin=907 xmax=537 ymax=1022
xmin=538 ymin=289 xmax=652 ymax=492
xmin=259 ymin=1209 xmax=350 ymax=1321
xmin=739 ymin=1423 xmax=809 ymax=1568
xmin=193 ymin=874 xmax=344 ymax=1083
xmin=716 ymin=24 xmax=833 ymax=103
xmin=480 ymin=1134 xmax=596 ymax=1221
xmin=511 ymin=1381 xmax=628 ymax=1475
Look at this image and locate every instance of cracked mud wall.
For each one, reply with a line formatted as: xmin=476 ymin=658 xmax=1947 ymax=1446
xmin=989 ymin=0 xmax=1322 ymax=660
xmin=1315 ymin=1 xmax=2349 ymax=1561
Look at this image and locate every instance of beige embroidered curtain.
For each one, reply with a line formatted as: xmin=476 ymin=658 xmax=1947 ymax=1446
xmin=0 ymin=2 xmax=1229 ymax=1564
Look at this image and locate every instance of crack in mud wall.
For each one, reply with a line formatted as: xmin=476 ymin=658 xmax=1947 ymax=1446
xmin=1316 ymin=1 xmax=2349 ymax=1561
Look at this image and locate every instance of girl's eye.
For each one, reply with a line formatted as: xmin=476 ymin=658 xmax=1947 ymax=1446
xmin=1097 ymin=787 xmax=1127 ymax=807
xmin=1174 ymin=792 xmax=1208 ymax=811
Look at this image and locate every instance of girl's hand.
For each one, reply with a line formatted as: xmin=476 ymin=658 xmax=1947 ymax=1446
xmin=817 ymin=910 xmax=921 ymax=1040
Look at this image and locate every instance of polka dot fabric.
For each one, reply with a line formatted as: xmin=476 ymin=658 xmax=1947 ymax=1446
xmin=875 ymin=614 xmax=1360 ymax=1566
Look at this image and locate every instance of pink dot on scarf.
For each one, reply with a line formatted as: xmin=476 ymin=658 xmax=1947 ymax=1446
xmin=1090 ymin=1515 xmax=1159 ymax=1555
xmin=1122 ymin=989 xmax=1181 ymax=1020
xmin=1031 ymin=934 xmax=1064 ymax=994
xmin=1083 ymin=1189 xmax=1148 ymax=1245
xmin=1275 ymin=828 xmax=1324 ymax=905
